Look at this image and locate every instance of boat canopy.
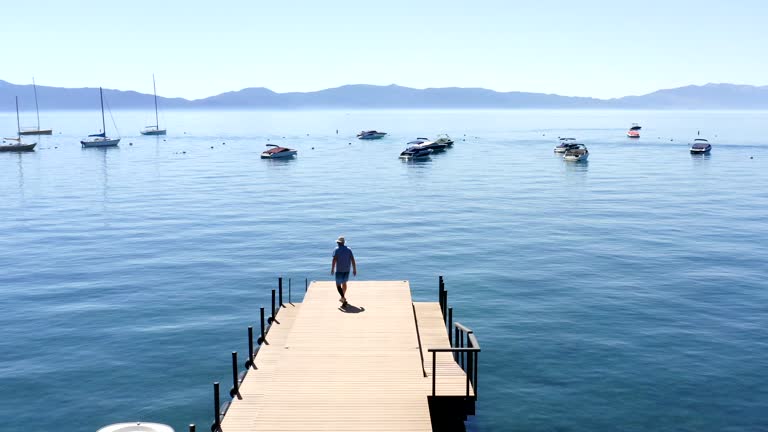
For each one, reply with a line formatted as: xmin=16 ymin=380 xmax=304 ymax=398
xmin=691 ymin=143 xmax=710 ymax=149
xmin=264 ymin=146 xmax=291 ymax=154
xmin=88 ymin=132 xmax=106 ymax=137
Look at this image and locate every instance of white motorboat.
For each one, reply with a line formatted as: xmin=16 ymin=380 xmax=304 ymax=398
xmin=563 ymin=143 xmax=589 ymax=162
xmin=81 ymin=87 xmax=120 ymax=148
xmin=261 ymin=144 xmax=297 ymax=159
xmin=140 ymin=74 xmax=167 ymax=136
xmin=357 ymin=130 xmax=387 ymax=140
xmin=554 ymin=137 xmax=576 ymax=153
xmin=97 ymin=422 xmax=174 ymax=432
xmin=410 ymin=138 xmax=447 ymax=152
xmin=689 ymin=138 xmax=711 ymax=154
xmin=627 ymin=123 xmax=641 ymax=138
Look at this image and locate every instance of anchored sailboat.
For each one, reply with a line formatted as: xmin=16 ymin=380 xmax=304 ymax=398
xmin=1 ymin=97 xmax=37 ymax=152
xmin=81 ymin=87 xmax=120 ymax=148
xmin=19 ymin=78 xmax=53 ymax=136
xmin=140 ymin=74 xmax=166 ymax=136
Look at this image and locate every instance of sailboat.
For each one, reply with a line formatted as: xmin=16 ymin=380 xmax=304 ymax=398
xmin=81 ymin=87 xmax=120 ymax=148
xmin=1 ymin=97 xmax=37 ymax=152
xmin=19 ymin=78 xmax=53 ymax=135
xmin=140 ymin=74 xmax=166 ymax=135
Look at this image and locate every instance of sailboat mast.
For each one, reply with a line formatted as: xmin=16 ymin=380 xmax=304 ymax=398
xmin=99 ymin=87 xmax=106 ymax=135
xmin=15 ymin=96 xmax=21 ymax=136
xmin=152 ymin=74 xmax=159 ymax=128
xmin=32 ymin=77 xmax=40 ymax=130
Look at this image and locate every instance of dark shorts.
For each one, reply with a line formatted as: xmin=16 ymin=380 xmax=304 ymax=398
xmin=335 ymin=271 xmax=350 ymax=284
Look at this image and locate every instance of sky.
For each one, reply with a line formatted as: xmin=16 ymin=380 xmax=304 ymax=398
xmin=2 ymin=0 xmax=767 ymax=100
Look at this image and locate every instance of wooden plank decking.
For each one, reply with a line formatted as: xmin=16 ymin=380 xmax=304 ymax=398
xmin=219 ymin=280 xmax=473 ymax=432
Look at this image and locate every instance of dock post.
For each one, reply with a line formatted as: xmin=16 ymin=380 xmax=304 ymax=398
xmin=432 ymin=351 xmax=437 ymax=397
xmin=448 ymin=306 xmax=453 ymax=339
xmin=230 ymin=352 xmax=239 ymax=397
xmin=246 ymin=326 xmax=254 ymax=368
xmin=288 ymin=278 xmax=292 ymax=304
xmin=213 ymin=382 xmax=221 ymax=431
xmin=443 ymin=290 xmax=449 ymax=324
xmin=454 ymin=327 xmax=460 ymax=361
xmin=474 ymin=350 xmax=479 ymax=396
xmin=438 ymin=276 xmax=445 ymax=312
xmin=466 ymin=351 xmax=473 ymax=398
xmin=278 ymin=277 xmax=283 ymax=307
xmin=258 ymin=307 xmax=265 ymax=344
xmin=189 ymin=425 xmax=195 ymax=432
xmin=269 ymin=290 xmax=276 ymax=324
xmin=305 ymin=278 xmax=308 ymax=292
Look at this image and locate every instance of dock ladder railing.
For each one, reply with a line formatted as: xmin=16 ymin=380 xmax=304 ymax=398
xmin=430 ymin=275 xmax=481 ymax=399
xmin=428 ymin=322 xmax=481 ymax=398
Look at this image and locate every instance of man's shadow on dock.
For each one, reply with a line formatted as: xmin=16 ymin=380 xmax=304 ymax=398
xmin=339 ymin=303 xmax=365 ymax=313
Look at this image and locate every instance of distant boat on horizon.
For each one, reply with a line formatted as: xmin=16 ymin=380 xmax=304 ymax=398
xmin=81 ymin=87 xmax=120 ymax=148
xmin=140 ymin=74 xmax=166 ymax=136
xmin=357 ymin=130 xmax=386 ymax=140
xmin=1 ymin=96 xmax=37 ymax=152
xmin=18 ymin=78 xmax=52 ymax=136
xmin=627 ymin=123 xmax=641 ymax=138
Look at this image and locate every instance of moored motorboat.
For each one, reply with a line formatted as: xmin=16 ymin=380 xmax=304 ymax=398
xmin=357 ymin=130 xmax=387 ymax=140
xmin=554 ymin=137 xmax=576 ymax=153
xmin=399 ymin=145 xmax=432 ymax=159
xmin=410 ymin=138 xmax=447 ymax=152
xmin=689 ymin=138 xmax=711 ymax=154
xmin=261 ymin=144 xmax=297 ymax=159
xmin=627 ymin=123 xmax=641 ymax=138
xmin=434 ymin=134 xmax=454 ymax=147
xmin=563 ymin=143 xmax=589 ymax=162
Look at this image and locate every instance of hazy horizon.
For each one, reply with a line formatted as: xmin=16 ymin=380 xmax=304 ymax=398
xmin=2 ymin=79 xmax=766 ymax=103
xmin=3 ymin=0 xmax=767 ymax=100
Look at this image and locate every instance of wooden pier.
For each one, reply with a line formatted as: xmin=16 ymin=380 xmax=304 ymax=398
xmin=207 ymin=279 xmax=479 ymax=432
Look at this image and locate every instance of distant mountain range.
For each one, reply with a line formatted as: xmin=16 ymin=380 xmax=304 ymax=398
xmin=1 ymin=80 xmax=768 ymax=111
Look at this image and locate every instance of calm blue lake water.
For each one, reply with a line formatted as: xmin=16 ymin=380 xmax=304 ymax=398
xmin=1 ymin=109 xmax=766 ymax=432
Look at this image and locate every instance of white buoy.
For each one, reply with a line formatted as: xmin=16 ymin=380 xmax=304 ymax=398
xmin=97 ymin=422 xmax=174 ymax=432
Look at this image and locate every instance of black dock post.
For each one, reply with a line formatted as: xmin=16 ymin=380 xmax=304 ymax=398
xmin=269 ymin=289 xmax=276 ymax=324
xmin=213 ymin=382 xmax=221 ymax=431
xmin=448 ymin=307 xmax=453 ymax=337
xmin=230 ymin=351 xmax=239 ymax=397
xmin=258 ymin=307 xmax=266 ymax=344
xmin=189 ymin=424 xmax=195 ymax=432
xmin=466 ymin=352 xmax=473 ymax=398
xmin=438 ymin=275 xmax=445 ymax=311
xmin=454 ymin=326 xmax=460 ymax=361
xmin=245 ymin=326 xmax=254 ymax=368
xmin=305 ymin=278 xmax=308 ymax=292
xmin=443 ymin=290 xmax=448 ymax=324
xmin=278 ymin=277 xmax=283 ymax=307
xmin=288 ymin=278 xmax=292 ymax=304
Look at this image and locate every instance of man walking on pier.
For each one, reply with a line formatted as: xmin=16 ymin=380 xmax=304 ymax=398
xmin=331 ymin=236 xmax=356 ymax=307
